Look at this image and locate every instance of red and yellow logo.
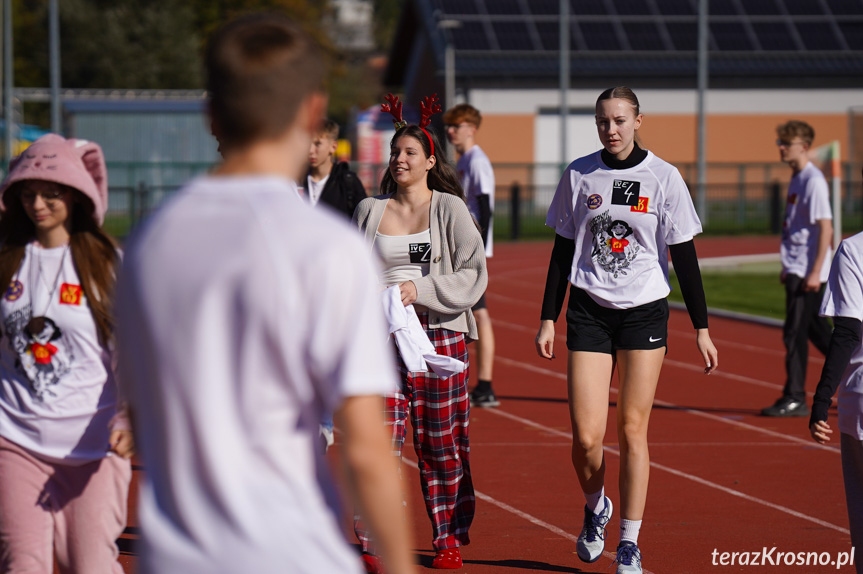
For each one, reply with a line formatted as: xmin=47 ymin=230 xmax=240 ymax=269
xmin=631 ymin=197 xmax=649 ymax=213
xmin=59 ymin=283 xmax=82 ymax=305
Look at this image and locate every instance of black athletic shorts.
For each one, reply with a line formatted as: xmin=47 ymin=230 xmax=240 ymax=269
xmin=472 ymin=292 xmax=487 ymax=312
xmin=566 ymin=286 xmax=668 ymax=354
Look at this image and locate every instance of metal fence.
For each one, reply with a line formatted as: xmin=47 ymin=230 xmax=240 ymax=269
xmin=103 ymin=160 xmax=863 ymax=239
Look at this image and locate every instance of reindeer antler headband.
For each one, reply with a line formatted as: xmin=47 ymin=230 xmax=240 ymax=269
xmin=381 ymin=93 xmax=442 ymax=157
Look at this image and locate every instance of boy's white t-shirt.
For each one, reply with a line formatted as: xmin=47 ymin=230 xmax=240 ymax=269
xmin=546 ymin=150 xmax=702 ymax=309
xmin=819 ymin=231 xmax=863 ymax=440
xmin=781 ymin=161 xmax=833 ymax=282
xmin=0 ymin=243 xmax=117 ymax=463
xmin=306 ymin=173 xmax=329 ymax=207
xmin=117 ymin=175 xmax=398 ymax=574
xmin=457 ymin=145 xmax=495 ymax=258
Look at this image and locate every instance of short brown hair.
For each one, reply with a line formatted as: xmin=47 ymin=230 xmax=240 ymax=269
xmin=317 ymin=119 xmax=340 ymax=140
xmin=206 ymin=13 xmax=324 ymax=151
xmin=443 ymin=104 xmax=482 ymax=128
xmin=776 ymin=120 xmax=815 ymax=147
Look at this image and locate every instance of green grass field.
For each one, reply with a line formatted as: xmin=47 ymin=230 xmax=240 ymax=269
xmin=669 ymin=261 xmax=786 ymax=321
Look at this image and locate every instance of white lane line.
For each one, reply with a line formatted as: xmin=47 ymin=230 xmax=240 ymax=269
xmin=400 ymin=457 xmax=650 ymax=572
xmin=495 ymin=355 xmax=839 ymax=454
xmin=488 ymin=409 xmax=850 ymax=536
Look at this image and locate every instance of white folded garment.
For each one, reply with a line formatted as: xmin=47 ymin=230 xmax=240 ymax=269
xmin=381 ymin=285 xmax=466 ymax=379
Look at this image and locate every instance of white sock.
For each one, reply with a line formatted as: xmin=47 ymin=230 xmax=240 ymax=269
xmin=620 ymin=519 xmax=642 ymax=545
xmin=584 ymin=487 xmax=606 ymax=515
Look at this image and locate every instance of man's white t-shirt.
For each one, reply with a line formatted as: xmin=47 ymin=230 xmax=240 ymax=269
xmin=820 ymin=231 xmax=863 ymax=440
xmin=457 ymin=145 xmax=494 ymax=258
xmin=0 ymin=243 xmax=119 ymax=463
xmin=117 ymin=175 xmax=398 ymax=574
xmin=781 ymin=161 xmax=833 ymax=282
xmin=306 ymin=173 xmax=329 ymax=207
xmin=546 ymin=150 xmax=702 ymax=309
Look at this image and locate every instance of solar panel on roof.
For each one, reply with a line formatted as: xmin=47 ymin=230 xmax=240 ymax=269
xmin=710 ymin=22 xmax=753 ymax=50
xmin=839 ymin=21 xmax=863 ymax=48
xmin=612 ymin=0 xmax=656 ymax=16
xmin=795 ymin=21 xmax=843 ymax=49
xmin=534 ymin=21 xmax=561 ymax=50
xmin=741 ymin=0 xmax=783 ymax=15
xmin=492 ymin=21 xmax=535 ymax=50
xmin=751 ymin=21 xmax=798 ymax=50
xmin=826 ymin=0 xmax=863 ymax=15
xmin=666 ymin=21 xmax=698 ymax=50
xmin=482 ymin=0 xmax=524 ymax=16
xmin=451 ymin=22 xmax=490 ymax=50
xmin=437 ymin=0 xmax=479 ymax=15
xmin=782 ymin=0 xmax=829 ymax=15
xmin=530 ymin=0 xmax=560 ymax=15
xmin=571 ymin=0 xmax=609 ymax=16
xmin=579 ymin=20 xmax=621 ymax=50
xmin=655 ymin=0 xmax=695 ymax=15
xmin=621 ymin=21 xmax=665 ymax=50
xmin=709 ymin=2 xmax=740 ymax=15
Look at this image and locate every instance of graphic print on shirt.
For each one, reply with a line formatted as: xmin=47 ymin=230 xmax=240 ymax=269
xmin=589 ymin=210 xmax=640 ymax=279
xmin=2 ymin=305 xmax=73 ymax=401
xmin=409 ymin=242 xmax=431 ymax=263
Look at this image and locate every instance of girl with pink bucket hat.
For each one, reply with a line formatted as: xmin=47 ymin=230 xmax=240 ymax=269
xmin=0 ymin=134 xmax=133 ymax=573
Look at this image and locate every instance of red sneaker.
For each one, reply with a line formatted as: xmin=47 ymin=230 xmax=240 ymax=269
xmin=432 ymin=548 xmax=462 ymax=569
xmin=361 ymin=553 xmax=386 ymax=574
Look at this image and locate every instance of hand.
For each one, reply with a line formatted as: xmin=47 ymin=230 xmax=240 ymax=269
xmin=696 ymin=329 xmax=718 ymax=375
xmin=810 ymin=419 xmax=833 ymax=444
xmin=779 ymin=270 xmax=787 ymax=284
xmin=399 ymin=281 xmax=417 ymax=306
xmin=109 ymin=429 xmax=135 ymax=459
xmin=535 ymin=320 xmax=556 ymax=360
xmin=802 ymin=271 xmax=821 ymax=293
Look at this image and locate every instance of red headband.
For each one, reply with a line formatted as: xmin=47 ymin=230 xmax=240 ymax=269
xmin=381 ymin=93 xmax=442 ymax=157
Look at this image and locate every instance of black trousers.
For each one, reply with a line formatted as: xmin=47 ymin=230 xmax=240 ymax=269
xmin=782 ymin=274 xmax=832 ymax=402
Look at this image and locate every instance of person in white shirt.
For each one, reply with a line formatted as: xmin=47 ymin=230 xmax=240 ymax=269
xmin=810 ymin=228 xmax=863 ymax=574
xmin=0 ymin=133 xmax=133 ymax=573
xmin=535 ymin=87 xmax=718 ymax=574
xmin=763 ymin=120 xmax=834 ymax=417
xmin=444 ymin=103 xmax=499 ymax=408
xmin=115 ymin=14 xmax=415 ymax=574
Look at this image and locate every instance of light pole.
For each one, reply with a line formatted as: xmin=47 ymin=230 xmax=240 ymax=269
xmin=438 ymin=18 xmax=461 ymax=162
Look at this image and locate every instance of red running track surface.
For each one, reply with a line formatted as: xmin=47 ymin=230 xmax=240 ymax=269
xmin=119 ymin=236 xmax=854 ymax=573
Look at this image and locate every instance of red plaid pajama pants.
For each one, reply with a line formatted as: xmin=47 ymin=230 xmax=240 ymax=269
xmin=355 ymin=313 xmax=475 ymax=552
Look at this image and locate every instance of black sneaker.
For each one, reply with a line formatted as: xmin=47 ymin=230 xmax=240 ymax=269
xmin=469 ymin=388 xmax=500 ymax=408
xmin=761 ymin=397 xmax=809 ymax=417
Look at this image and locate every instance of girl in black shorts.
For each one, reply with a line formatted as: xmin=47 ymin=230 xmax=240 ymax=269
xmin=535 ymin=87 xmax=719 ymax=574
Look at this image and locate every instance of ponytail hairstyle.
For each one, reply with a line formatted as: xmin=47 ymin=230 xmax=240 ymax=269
xmin=596 ymin=86 xmax=643 ymax=147
xmin=379 ymin=124 xmax=465 ymax=201
xmin=0 ymin=182 xmax=119 ymax=346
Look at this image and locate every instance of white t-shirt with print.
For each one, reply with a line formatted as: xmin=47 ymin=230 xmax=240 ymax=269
xmin=116 ymin=175 xmax=398 ymax=574
xmin=819 ymin=231 xmax=863 ymax=440
xmin=0 ymin=243 xmax=117 ymax=463
xmin=457 ymin=145 xmax=494 ymax=258
xmin=546 ymin=150 xmax=703 ymax=309
xmin=781 ymin=161 xmax=833 ymax=282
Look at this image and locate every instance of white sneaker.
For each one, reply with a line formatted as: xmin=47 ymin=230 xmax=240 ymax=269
xmin=615 ymin=541 xmax=643 ymax=574
xmin=576 ymin=496 xmax=612 ymax=563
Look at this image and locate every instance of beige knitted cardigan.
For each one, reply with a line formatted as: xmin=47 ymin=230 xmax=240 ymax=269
xmin=353 ymin=190 xmax=488 ymax=340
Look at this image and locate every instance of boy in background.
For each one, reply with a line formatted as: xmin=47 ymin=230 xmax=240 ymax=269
xmin=445 ymin=103 xmax=499 ymax=407
xmin=304 ymin=119 xmax=367 ymax=220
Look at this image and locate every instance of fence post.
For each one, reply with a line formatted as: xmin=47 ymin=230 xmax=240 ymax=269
xmin=510 ymin=181 xmax=520 ymax=240
xmin=769 ymin=180 xmax=781 ymax=234
xmin=135 ymin=181 xmax=147 ymax=227
xmin=737 ymin=164 xmax=746 ymax=227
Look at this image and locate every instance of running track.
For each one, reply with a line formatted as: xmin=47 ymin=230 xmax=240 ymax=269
xmin=119 ymin=236 xmax=857 ymax=573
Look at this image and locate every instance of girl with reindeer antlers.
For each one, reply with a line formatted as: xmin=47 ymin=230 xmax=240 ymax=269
xmin=352 ymin=94 xmax=487 ymax=572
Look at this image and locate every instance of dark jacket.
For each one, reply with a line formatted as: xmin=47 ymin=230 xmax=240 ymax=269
xmin=308 ymin=161 xmax=367 ymax=220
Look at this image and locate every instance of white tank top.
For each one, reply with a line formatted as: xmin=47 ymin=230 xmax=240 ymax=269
xmin=375 ymin=229 xmax=431 ymax=286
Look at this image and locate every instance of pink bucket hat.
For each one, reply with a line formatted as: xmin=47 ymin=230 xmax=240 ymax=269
xmin=0 ymin=134 xmax=108 ymax=225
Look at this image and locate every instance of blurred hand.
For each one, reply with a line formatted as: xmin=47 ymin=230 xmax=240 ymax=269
xmin=696 ymin=329 xmax=718 ymax=375
xmin=810 ymin=419 xmax=832 ymax=444
xmin=109 ymin=429 xmax=135 ymax=459
xmin=535 ymin=320 xmax=556 ymax=360
xmin=399 ymin=281 xmax=417 ymax=306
